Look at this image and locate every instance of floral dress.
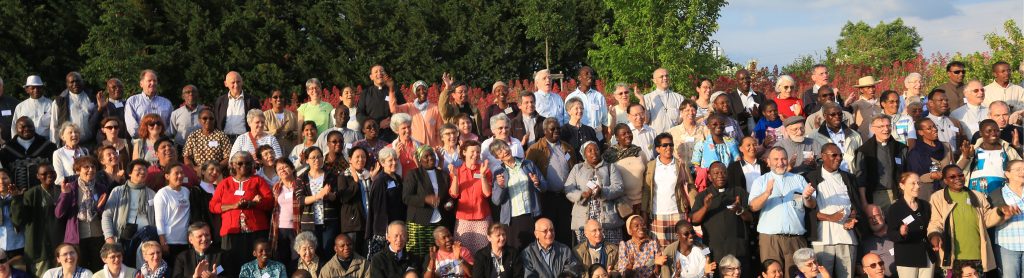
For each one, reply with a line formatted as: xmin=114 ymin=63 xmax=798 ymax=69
xmin=616 ymin=238 xmax=661 ymax=278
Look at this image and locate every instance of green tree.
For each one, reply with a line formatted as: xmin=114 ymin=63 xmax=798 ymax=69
xmin=829 ymin=19 xmax=922 ymax=71
xmin=587 ymin=0 xmax=728 ymax=93
xmin=984 ymin=19 xmax=1023 ymax=82
xmin=520 ymin=0 xmax=607 ymax=78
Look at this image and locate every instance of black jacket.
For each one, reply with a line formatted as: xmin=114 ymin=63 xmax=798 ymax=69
xmin=337 ymin=171 xmax=368 ymax=234
xmin=0 ymin=95 xmax=20 ymax=142
xmin=727 ymin=89 xmax=766 ymax=135
xmin=511 ymin=113 xmax=546 ymax=146
xmin=368 ymin=249 xmax=422 ymax=278
xmin=804 ymin=168 xmax=866 ymax=240
xmin=366 ymin=172 xmax=406 ymax=239
xmin=212 ymin=93 xmax=261 ymax=132
xmin=356 ymin=85 xmax=405 ymax=124
xmin=172 ymin=248 xmax=223 ymax=278
xmin=855 ymin=136 xmax=908 ymax=203
xmin=401 ymin=167 xmax=454 ymax=228
xmin=0 ymin=136 xmax=57 ymax=188
xmin=726 ymin=159 xmax=768 ymax=191
xmin=472 ymin=245 xmax=523 ymax=278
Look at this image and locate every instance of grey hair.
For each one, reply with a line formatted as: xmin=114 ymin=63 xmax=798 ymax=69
xmin=990 ymin=100 xmax=1010 ymax=111
xmin=390 ymin=113 xmax=412 ymax=130
xmin=489 ymin=113 xmax=511 ymax=131
xmin=231 ymin=151 xmax=254 ymax=163
xmin=565 ymin=97 xmax=584 ymax=111
xmin=58 ymin=122 xmax=81 ymax=138
xmin=614 ymin=82 xmax=630 ymax=91
xmin=793 ymin=248 xmax=816 ymax=266
xmin=386 ymin=220 xmax=407 ymax=236
xmin=305 ymin=78 xmax=321 ymax=89
xmin=378 ymin=146 xmax=398 ymax=162
xmin=775 ymin=75 xmax=796 ymax=91
xmin=719 ymin=255 xmax=741 ymax=270
xmin=904 ymin=72 xmax=922 ymax=83
xmin=293 ymin=232 xmax=318 ymax=252
xmin=534 ymin=69 xmax=550 ymax=81
xmin=488 ymin=138 xmax=511 ymax=155
xmin=245 ymin=109 xmax=265 ymax=123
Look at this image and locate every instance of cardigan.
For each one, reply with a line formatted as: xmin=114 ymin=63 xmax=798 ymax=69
xmin=564 ymin=161 xmax=625 ymax=231
xmin=511 ymin=113 xmax=546 ymax=146
xmin=926 ymin=188 xmax=1005 ymax=271
xmin=296 ymin=171 xmax=340 ymax=230
xmin=56 ymin=175 xmax=113 ymax=243
xmin=101 ymin=182 xmax=157 ymax=240
xmin=0 ymin=135 xmax=56 ymax=188
xmin=336 ymin=170 xmax=368 ymax=234
xmin=854 ymin=136 xmax=908 ymax=203
xmin=642 ymin=158 xmax=691 ymax=218
xmin=365 ymin=172 xmax=406 ymax=239
xmin=885 ymin=198 xmax=934 ymax=268
xmin=574 ymin=241 xmax=620 ymax=272
xmin=263 ymin=109 xmax=300 ymax=153
xmin=524 ymin=139 xmax=580 ymax=183
xmin=804 ymin=168 xmax=866 ymax=242
xmin=490 ymin=159 xmax=548 ymax=224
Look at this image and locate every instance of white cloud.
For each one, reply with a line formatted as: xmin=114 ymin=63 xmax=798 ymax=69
xmin=714 ymin=0 xmax=1022 ymax=67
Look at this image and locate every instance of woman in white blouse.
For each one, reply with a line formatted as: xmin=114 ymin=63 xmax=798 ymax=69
xmin=153 ymin=163 xmax=191 ymax=265
xmin=53 ymin=122 xmax=90 ymax=185
xmin=230 ymin=109 xmax=283 ymax=160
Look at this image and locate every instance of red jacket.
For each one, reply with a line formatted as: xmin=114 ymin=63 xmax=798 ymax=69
xmin=209 ymin=176 xmax=273 ymax=236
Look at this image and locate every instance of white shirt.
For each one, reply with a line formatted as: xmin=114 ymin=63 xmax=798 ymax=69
xmin=170 ymin=105 xmax=204 ymax=145
xmin=927 ymin=114 xmax=962 ymax=150
xmin=643 ymin=89 xmax=686 ymax=134
xmin=154 ymin=186 xmax=191 ymax=244
xmin=675 ymin=246 xmax=709 ymax=278
xmin=653 ymin=158 xmax=680 ymax=215
xmin=565 ymin=88 xmax=609 ymax=140
xmin=49 ymin=91 xmax=96 ymax=145
xmin=224 ymin=93 xmax=247 ymax=135
xmin=812 ymin=169 xmax=856 ymax=245
xmin=534 ymin=91 xmax=566 ymax=124
xmin=983 ymin=81 xmax=1024 ymax=112
xmin=825 ymin=127 xmax=851 ymax=172
xmin=740 ymin=160 xmax=762 ymax=192
xmin=426 ymin=170 xmax=443 ymax=223
xmin=950 ymin=103 xmax=986 ymax=136
xmin=229 ymin=133 xmax=284 ymax=160
xmin=628 ymin=123 xmax=657 ymax=160
xmin=737 ymin=89 xmax=758 ymax=112
xmin=12 ymin=97 xmax=52 ymax=140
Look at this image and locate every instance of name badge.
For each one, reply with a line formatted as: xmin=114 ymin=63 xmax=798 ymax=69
xmin=683 ymin=137 xmax=695 ymax=143
xmin=215 ymin=265 xmax=224 ymax=274
xmin=504 ymin=107 xmax=513 ymax=114
xmin=894 ymin=157 xmax=902 ymax=165
xmin=345 ymin=143 xmax=353 ymax=150
xmin=473 ymin=173 xmax=483 ymax=179
xmin=208 ymin=140 xmax=219 ymax=147
xmin=587 ymin=180 xmax=599 ymax=190
xmin=725 ymin=126 xmax=735 ymax=133
xmin=701 ymin=247 xmax=711 ymax=256
xmin=183 ymin=177 xmax=189 ymax=184
xmin=234 ymin=189 xmax=245 ymax=196
xmin=564 ymin=152 xmax=571 ymax=160
xmin=384 ymin=96 xmax=391 ymax=102
xmin=902 ymin=215 xmax=914 ymax=225
xmin=0 ymin=110 xmax=10 ymax=116
xmin=114 ymin=102 xmax=124 ymax=108
xmin=262 ymin=273 xmax=270 ymax=278
xmin=950 ymin=126 xmax=959 ymax=133
xmin=387 ymin=181 xmax=397 ymax=189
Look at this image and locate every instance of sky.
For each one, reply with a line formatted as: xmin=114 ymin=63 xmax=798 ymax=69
xmin=715 ymin=0 xmax=1024 ymax=67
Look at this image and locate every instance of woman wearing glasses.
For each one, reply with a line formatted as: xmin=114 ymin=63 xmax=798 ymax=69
xmin=297 ymin=78 xmax=334 ymax=136
xmin=265 ymin=89 xmax=301 ymax=155
xmin=774 ymin=75 xmax=804 ymax=118
xmin=183 ymin=109 xmax=232 ymax=168
xmin=229 ymin=110 xmax=283 ymax=161
xmin=97 ymin=117 xmax=131 ymax=171
xmin=132 ymin=114 xmax=166 ymax=165
xmin=209 ymin=151 xmax=273 ymax=274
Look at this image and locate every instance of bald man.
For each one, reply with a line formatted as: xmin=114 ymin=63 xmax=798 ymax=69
xmin=860 ymin=253 xmax=888 ymax=278
xmin=213 ymin=71 xmax=261 ymax=141
xmin=573 ymin=219 xmax=619 ymax=271
xmin=368 ymin=221 xmax=422 ymax=277
xmin=124 ymin=69 xmax=173 ymax=137
xmin=521 ymin=218 xmax=581 ymax=277
xmin=643 ymin=68 xmax=686 ymax=134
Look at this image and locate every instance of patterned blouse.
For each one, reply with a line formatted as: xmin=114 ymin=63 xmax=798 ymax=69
xmin=183 ymin=130 xmax=232 ymax=166
xmin=603 ymin=145 xmax=643 ymax=163
xmin=239 ymin=260 xmax=287 ymax=278
xmin=616 ymin=238 xmax=661 ymax=278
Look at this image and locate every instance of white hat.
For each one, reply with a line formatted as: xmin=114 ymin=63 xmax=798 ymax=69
xmin=852 ymin=76 xmax=882 ymax=88
xmin=23 ymin=75 xmax=44 ymax=87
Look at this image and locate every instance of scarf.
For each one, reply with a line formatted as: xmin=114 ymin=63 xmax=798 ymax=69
xmin=77 ymin=178 xmax=98 ymax=222
xmin=414 ymin=99 xmax=429 ymax=112
xmin=586 ymin=241 xmax=608 ymax=266
xmin=139 ymin=260 xmax=168 ymax=278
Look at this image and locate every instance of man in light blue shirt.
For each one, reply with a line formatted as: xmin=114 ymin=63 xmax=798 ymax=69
xmin=125 ymin=69 xmax=173 ymax=138
xmin=565 ymin=66 xmax=609 ymax=140
xmin=533 ymin=69 xmax=566 ymax=125
xmin=749 ymin=146 xmax=817 ymax=278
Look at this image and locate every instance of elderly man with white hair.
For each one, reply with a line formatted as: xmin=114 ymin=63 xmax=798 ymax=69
xmin=644 ymin=68 xmax=687 ymax=134
xmin=901 ymin=72 xmax=927 ymax=114
xmin=368 ymin=221 xmax=423 ymax=277
xmin=480 ymin=114 xmax=525 ymax=171
xmin=533 ymin=69 xmax=567 ymax=124
xmin=565 ymin=66 xmax=609 ymax=140
xmin=950 ymin=80 xmax=988 ymax=136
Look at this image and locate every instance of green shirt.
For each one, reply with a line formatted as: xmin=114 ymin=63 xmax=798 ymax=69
xmin=949 ymin=190 xmax=981 ymax=260
xmin=298 ymin=101 xmax=335 ymax=135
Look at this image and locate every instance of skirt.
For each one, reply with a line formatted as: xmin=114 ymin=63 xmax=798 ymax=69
xmin=455 ymin=217 xmax=492 ymax=253
xmin=651 ymin=213 xmax=682 ymax=248
xmin=407 ymin=222 xmax=440 ymax=256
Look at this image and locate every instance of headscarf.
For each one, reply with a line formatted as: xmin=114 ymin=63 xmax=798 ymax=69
xmin=415 ymin=145 xmax=435 ymax=159
xmin=580 ymin=141 xmax=599 ymax=158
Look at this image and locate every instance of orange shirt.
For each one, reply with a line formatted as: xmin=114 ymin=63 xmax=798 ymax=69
xmin=449 ymin=163 xmax=492 ymax=220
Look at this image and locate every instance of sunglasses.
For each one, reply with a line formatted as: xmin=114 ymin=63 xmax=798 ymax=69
xmin=951 ymin=70 xmax=967 ymax=75
xmin=970 ymin=88 xmax=985 ymax=93
xmin=147 ymin=123 xmax=162 ymax=127
xmin=103 ymin=125 xmax=119 ymax=130
xmin=658 ymin=143 xmax=673 ymax=148
xmin=865 ymin=261 xmax=884 ymax=269
xmin=946 ymin=173 xmax=965 ymax=179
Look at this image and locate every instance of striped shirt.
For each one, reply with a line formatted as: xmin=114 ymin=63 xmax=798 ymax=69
xmin=996 ymin=186 xmax=1024 ymax=251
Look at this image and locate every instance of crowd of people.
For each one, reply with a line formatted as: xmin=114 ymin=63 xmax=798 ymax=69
xmin=0 ymin=61 xmax=1022 ymax=278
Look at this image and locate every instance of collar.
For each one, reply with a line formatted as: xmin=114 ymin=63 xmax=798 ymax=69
xmin=965 ymin=103 xmax=982 ymax=110
xmin=228 ymin=92 xmax=244 ymax=100
xmin=821 ymin=167 xmax=840 ymax=175
xmin=627 ymin=122 xmax=649 ymax=132
xmin=388 ymin=245 xmax=404 ymax=259
xmin=736 ymin=88 xmax=755 ymax=96
xmin=656 ymin=157 xmax=676 ymax=167
xmin=827 ymin=125 xmax=845 ymax=135
xmin=538 ymin=243 xmax=553 ymax=253
xmin=741 ymin=158 xmax=759 ymax=167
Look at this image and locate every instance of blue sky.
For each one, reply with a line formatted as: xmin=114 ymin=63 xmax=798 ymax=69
xmin=715 ymin=0 xmax=1024 ymax=67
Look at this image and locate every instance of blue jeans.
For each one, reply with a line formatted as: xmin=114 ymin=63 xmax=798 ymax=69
xmin=1001 ymin=246 xmax=1024 ymax=278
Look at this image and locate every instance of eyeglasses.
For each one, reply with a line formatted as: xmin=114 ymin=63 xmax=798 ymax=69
xmin=970 ymin=88 xmax=984 ymax=93
xmin=945 ymin=173 xmax=965 ymax=179
xmin=658 ymin=143 xmax=673 ymax=148
xmin=865 ymin=261 xmax=884 ymax=269
xmin=103 ymin=125 xmax=119 ymax=130
xmin=951 ymin=70 xmax=967 ymax=75
xmin=781 ymin=86 xmax=795 ymax=90
xmin=271 ymin=95 xmax=282 ymax=99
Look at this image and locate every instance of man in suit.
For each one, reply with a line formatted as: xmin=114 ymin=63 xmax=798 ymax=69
xmin=368 ymin=221 xmax=423 ymax=277
xmin=802 ymin=64 xmax=847 ymax=115
xmin=521 ymin=218 xmax=582 ymax=277
xmin=511 ymin=93 xmax=546 ymax=147
xmin=172 ymin=222 xmax=223 ymax=278
xmin=213 ymin=71 xmax=261 ymax=142
xmin=855 ymin=115 xmax=907 ymax=215
xmin=728 ymin=69 xmax=766 ymax=136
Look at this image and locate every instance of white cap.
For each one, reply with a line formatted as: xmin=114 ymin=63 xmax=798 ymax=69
xmin=23 ymin=75 xmax=44 ymax=87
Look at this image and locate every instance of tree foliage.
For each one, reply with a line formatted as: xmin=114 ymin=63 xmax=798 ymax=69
xmin=829 ymin=19 xmax=922 ymax=71
xmin=588 ymin=0 xmax=728 ymax=93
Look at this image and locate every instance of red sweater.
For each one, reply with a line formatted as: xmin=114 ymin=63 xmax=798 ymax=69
xmin=774 ymin=97 xmax=805 ymax=118
xmin=209 ymin=176 xmax=274 ymax=236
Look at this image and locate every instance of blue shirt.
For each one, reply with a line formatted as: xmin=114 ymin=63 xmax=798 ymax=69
xmin=239 ymin=260 xmax=287 ymax=278
xmin=565 ymin=88 xmax=609 ymax=139
xmin=0 ymin=195 xmax=24 ymax=251
xmin=534 ymin=91 xmax=566 ymax=125
xmin=996 ymin=186 xmax=1024 ymax=251
xmin=749 ymin=172 xmax=813 ymax=235
xmin=691 ymin=135 xmax=740 ymax=168
xmin=125 ymin=93 xmax=173 ymax=138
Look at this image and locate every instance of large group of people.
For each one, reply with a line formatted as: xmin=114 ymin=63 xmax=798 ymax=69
xmin=0 ymin=61 xmax=1022 ymax=278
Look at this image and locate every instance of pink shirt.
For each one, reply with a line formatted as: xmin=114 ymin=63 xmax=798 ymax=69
xmin=276 ymin=186 xmax=294 ymax=229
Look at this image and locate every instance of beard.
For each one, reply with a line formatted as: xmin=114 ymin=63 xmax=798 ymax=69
xmin=790 ymin=135 xmax=805 ymax=143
